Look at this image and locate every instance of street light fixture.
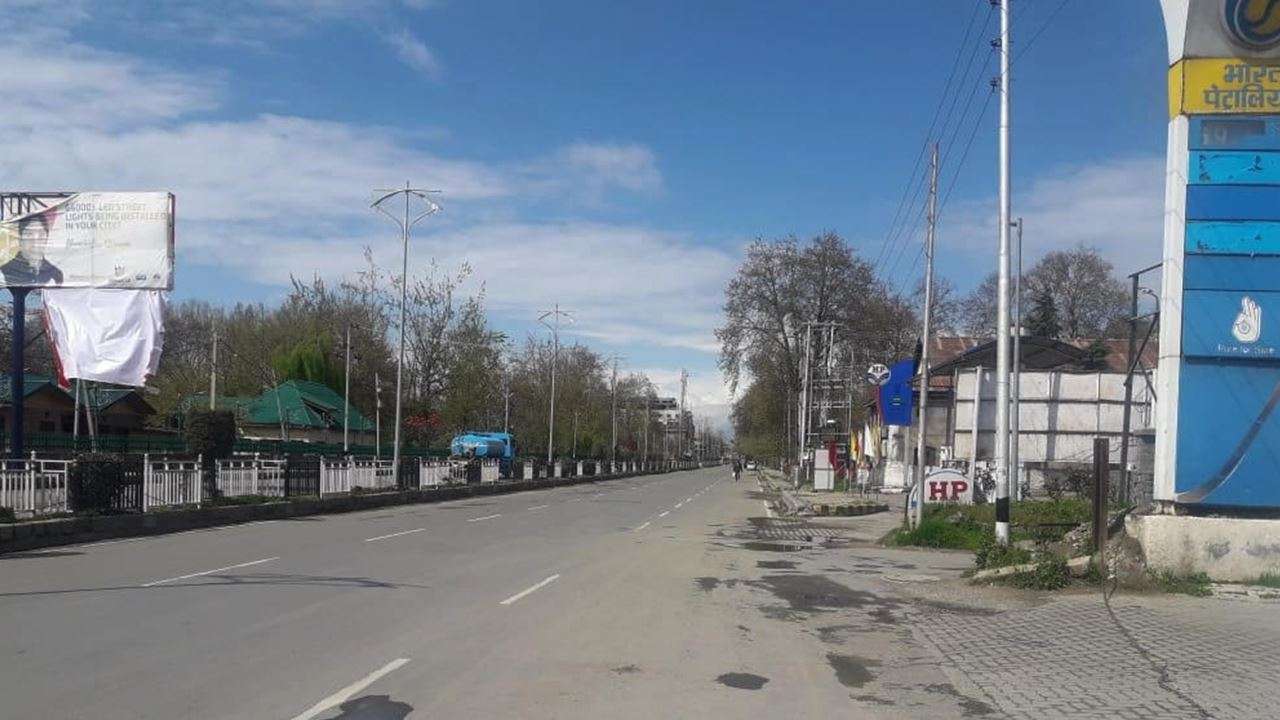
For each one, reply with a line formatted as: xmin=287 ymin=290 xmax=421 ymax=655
xmin=373 ymin=182 xmax=442 ymax=484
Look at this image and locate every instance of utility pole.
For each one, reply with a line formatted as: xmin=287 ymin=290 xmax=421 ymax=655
xmin=678 ymin=369 xmax=688 ymax=459
xmin=913 ymin=143 xmax=940 ymax=528
xmin=209 ymin=328 xmax=218 ymax=411
xmin=572 ymin=410 xmax=579 ymax=459
xmin=373 ymin=182 xmax=442 ymax=483
xmin=539 ymin=303 xmax=573 ymax=464
xmin=643 ymin=394 xmax=651 ymax=461
xmin=1011 ymin=218 xmax=1024 ymax=501
xmin=375 ymin=372 xmax=382 ymax=458
xmin=502 ymin=369 xmax=511 ymax=434
xmin=343 ymin=324 xmax=351 ymax=453
xmin=993 ymin=0 xmax=1013 ymax=545
xmin=610 ymin=356 xmax=619 ymax=465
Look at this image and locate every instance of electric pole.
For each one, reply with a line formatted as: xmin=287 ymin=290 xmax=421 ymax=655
xmin=209 ymin=328 xmax=218 ymax=411
xmin=993 ymin=0 xmax=1013 ymax=545
xmin=539 ymin=303 xmax=574 ymax=464
xmin=343 ymin=324 xmax=351 ymax=453
xmin=375 ymin=372 xmax=382 ymax=458
xmin=610 ymin=356 xmax=620 ymax=465
xmin=913 ymin=143 xmax=940 ymax=528
xmin=1011 ymin=217 xmax=1024 ymax=502
xmin=678 ymin=369 xmax=688 ymax=459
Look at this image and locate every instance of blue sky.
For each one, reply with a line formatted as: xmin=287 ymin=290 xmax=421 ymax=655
xmin=1 ymin=0 xmax=1171 ymax=428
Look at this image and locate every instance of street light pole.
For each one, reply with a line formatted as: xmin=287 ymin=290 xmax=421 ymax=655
xmin=539 ymin=304 xmax=573 ymax=464
xmin=993 ymin=0 xmax=1014 ymax=545
xmin=1011 ymin=218 xmax=1024 ymax=501
xmin=343 ymin=324 xmax=351 ymax=453
xmin=373 ymin=182 xmax=441 ymax=483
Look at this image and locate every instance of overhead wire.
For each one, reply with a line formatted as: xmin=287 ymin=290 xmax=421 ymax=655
xmin=870 ymin=1 xmax=992 ymax=274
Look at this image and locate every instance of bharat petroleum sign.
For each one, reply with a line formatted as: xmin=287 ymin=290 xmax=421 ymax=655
xmin=1157 ymin=1 xmax=1280 ymax=509
xmin=1223 ymin=0 xmax=1280 ymax=50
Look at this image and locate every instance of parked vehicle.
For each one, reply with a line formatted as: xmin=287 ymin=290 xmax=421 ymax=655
xmin=449 ymin=432 xmax=515 ymax=479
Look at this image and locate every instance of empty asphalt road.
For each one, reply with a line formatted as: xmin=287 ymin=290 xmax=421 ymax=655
xmin=0 ymin=466 xmax=982 ymax=719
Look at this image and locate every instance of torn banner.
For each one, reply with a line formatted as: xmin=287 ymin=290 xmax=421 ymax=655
xmin=43 ymin=289 xmax=166 ymax=388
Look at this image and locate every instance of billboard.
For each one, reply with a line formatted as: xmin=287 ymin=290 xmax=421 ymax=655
xmin=0 ymin=192 xmax=173 ymax=289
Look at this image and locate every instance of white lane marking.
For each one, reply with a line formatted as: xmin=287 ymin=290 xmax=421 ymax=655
xmin=141 ymin=556 xmax=279 ymax=588
xmin=467 ymin=513 xmax=502 ymax=522
xmin=685 ymin=497 xmax=693 ymax=502
xmin=291 ymin=658 xmax=411 ymax=720
xmin=658 ymin=511 xmax=669 ymax=518
xmin=528 ymin=504 xmax=549 ymax=511
xmin=634 ymin=521 xmax=651 ymax=531
xmin=500 ymin=574 xmax=561 ymax=605
xmin=674 ymin=502 xmax=684 ymax=509
xmin=364 ymin=528 xmax=425 ymax=543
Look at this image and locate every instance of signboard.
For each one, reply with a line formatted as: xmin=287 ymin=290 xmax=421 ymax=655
xmin=907 ymin=468 xmax=973 ymax=515
xmin=0 ymin=192 xmax=174 ymax=289
xmin=1158 ymin=1 xmax=1280 ymax=508
xmin=878 ymin=358 xmax=915 ymax=427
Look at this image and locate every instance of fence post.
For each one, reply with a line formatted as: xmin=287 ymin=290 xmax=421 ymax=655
xmin=1092 ymin=438 xmax=1109 ymax=557
xmin=142 ymin=453 xmax=150 ymax=512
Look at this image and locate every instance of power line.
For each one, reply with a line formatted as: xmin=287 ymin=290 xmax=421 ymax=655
xmin=1015 ymin=0 xmax=1071 ymax=63
xmin=871 ymin=1 xmax=992 ymax=273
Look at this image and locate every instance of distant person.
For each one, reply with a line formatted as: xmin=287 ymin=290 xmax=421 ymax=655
xmin=732 ymin=458 xmax=742 ymax=482
xmin=0 ymin=209 xmax=64 ymax=286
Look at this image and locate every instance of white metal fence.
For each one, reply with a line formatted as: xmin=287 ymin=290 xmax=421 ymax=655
xmin=0 ymin=457 xmax=72 ymax=517
xmin=320 ymin=457 xmax=396 ymax=496
xmin=418 ymin=458 xmax=452 ymax=487
xmin=142 ymin=455 xmax=203 ymax=511
xmin=216 ymin=456 xmax=287 ymax=498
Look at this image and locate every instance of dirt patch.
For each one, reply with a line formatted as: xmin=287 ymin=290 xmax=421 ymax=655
xmin=757 ymin=560 xmax=798 ymax=569
xmin=826 ymin=653 xmax=879 ymax=688
xmin=695 ymin=577 xmax=720 ymax=592
xmin=716 ymin=672 xmax=769 ymax=690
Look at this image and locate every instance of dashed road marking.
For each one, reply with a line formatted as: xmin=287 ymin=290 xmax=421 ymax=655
xmin=500 ymin=574 xmax=561 ymax=605
xmin=141 ymin=557 xmax=279 ymax=588
xmin=364 ymin=528 xmax=425 ymax=543
xmin=634 ymin=521 xmax=651 ymax=531
xmin=658 ymin=511 xmax=669 ymax=518
xmin=467 ymin=514 xmax=501 ymax=522
xmin=528 ymin=504 xmax=549 ymax=511
xmin=291 ymin=658 xmax=411 ymax=720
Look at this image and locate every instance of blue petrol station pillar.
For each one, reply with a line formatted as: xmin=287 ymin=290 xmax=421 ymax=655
xmin=1157 ymin=2 xmax=1280 ymax=509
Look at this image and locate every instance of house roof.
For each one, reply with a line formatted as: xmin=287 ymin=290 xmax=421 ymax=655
xmin=0 ymin=374 xmax=155 ymax=415
xmin=244 ymin=380 xmax=375 ymax=432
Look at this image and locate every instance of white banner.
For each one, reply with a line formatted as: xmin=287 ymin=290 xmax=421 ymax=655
xmin=0 ymin=192 xmax=173 ymax=289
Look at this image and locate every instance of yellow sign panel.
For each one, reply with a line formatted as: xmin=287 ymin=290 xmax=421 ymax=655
xmin=1170 ymin=58 xmax=1280 ymax=117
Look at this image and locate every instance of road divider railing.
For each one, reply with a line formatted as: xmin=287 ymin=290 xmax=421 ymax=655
xmin=0 ymin=456 xmax=73 ymax=518
xmin=141 ymin=455 xmax=203 ymax=511
xmin=319 ymin=457 xmax=397 ymax=497
xmin=215 ymin=455 xmax=287 ymax=498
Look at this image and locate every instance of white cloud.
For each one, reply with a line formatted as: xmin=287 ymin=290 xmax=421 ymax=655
xmin=939 ymin=155 xmax=1165 ymax=286
xmin=385 ymin=30 xmax=443 ymax=79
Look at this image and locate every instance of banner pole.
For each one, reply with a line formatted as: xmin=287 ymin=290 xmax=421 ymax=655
xmin=10 ymin=287 xmax=28 ymax=459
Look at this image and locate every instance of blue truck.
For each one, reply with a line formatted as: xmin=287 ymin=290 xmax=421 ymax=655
xmin=449 ymin=431 xmax=515 ymax=479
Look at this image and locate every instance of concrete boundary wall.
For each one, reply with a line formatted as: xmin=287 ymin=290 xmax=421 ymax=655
xmin=1129 ymin=513 xmax=1280 ymax=581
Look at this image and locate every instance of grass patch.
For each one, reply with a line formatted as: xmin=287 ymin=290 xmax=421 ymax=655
xmin=889 ymin=517 xmax=986 ymax=550
xmin=1003 ymin=557 xmax=1071 ymax=590
xmin=1153 ymin=571 xmax=1212 ymax=597
xmin=974 ymin=533 xmax=1033 ymax=570
xmin=1253 ymin=572 xmax=1280 ymax=589
xmin=888 ymin=498 xmax=1093 ymax=552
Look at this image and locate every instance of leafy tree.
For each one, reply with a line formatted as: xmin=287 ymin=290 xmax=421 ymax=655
xmin=184 ymin=409 xmax=237 ymax=460
xmin=272 ymin=335 xmax=343 ymax=392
